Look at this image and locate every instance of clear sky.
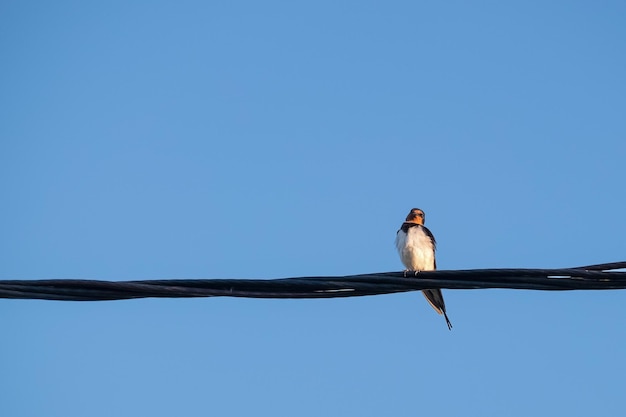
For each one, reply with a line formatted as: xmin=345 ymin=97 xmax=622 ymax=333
xmin=2 ymin=1 xmax=625 ymax=416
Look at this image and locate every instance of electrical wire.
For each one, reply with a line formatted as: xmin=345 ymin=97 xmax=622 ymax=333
xmin=1 ymin=261 xmax=625 ymax=302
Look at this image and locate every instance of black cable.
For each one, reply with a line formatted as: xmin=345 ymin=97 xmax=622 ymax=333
xmin=1 ymin=262 xmax=625 ymax=302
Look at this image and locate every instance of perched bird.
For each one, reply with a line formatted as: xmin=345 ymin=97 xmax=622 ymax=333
xmin=395 ymin=208 xmax=453 ymax=330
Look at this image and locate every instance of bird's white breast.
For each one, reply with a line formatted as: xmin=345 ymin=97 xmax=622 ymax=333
xmin=395 ymin=225 xmax=436 ymax=271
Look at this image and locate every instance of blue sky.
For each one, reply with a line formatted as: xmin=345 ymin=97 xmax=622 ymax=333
xmin=1 ymin=1 xmax=625 ymax=416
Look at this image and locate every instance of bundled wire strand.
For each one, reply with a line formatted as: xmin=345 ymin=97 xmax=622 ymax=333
xmin=1 ymin=261 xmax=625 ymax=302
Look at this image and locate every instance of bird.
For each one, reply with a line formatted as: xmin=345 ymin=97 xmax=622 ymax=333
xmin=395 ymin=208 xmax=453 ymax=330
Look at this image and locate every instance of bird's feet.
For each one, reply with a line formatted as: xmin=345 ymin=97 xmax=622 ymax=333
xmin=402 ymin=269 xmax=421 ymax=277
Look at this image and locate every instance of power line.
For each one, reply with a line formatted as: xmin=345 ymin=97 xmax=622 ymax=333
xmin=0 ymin=261 xmax=625 ymax=302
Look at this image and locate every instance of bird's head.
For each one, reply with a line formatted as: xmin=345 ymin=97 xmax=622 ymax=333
xmin=405 ymin=208 xmax=425 ymax=225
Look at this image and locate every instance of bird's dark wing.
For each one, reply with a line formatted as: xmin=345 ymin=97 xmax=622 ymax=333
xmin=420 ymin=225 xmax=437 ymax=249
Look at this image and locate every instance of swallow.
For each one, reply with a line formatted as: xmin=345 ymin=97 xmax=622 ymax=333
xmin=395 ymin=208 xmax=452 ymax=330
